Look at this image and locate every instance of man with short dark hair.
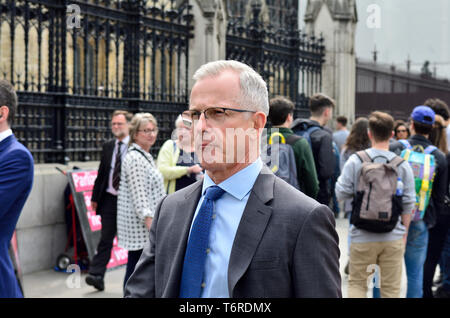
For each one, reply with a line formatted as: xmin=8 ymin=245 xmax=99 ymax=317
xmin=390 ymin=105 xmax=448 ymax=298
xmin=0 ymin=80 xmax=34 ymax=298
xmin=268 ymin=96 xmax=319 ymax=198
xmin=337 ymin=111 xmax=416 ymax=298
xmin=291 ymin=93 xmax=336 ymax=205
xmin=85 ymin=109 xmax=132 ymax=291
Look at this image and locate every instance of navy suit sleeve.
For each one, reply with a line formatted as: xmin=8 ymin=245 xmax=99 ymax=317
xmin=293 ymin=204 xmax=342 ymax=298
xmin=0 ymin=149 xmax=34 ymax=219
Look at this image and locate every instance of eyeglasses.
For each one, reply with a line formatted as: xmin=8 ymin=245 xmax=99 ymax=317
xmin=138 ymin=128 xmax=158 ymax=135
xmin=181 ymin=107 xmax=256 ymax=128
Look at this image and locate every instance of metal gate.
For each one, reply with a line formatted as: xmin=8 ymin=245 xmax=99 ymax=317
xmin=226 ymin=0 xmax=325 ymax=118
xmin=0 ymin=0 xmax=192 ymax=163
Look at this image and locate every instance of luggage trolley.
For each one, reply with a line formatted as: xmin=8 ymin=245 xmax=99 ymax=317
xmin=54 ymin=167 xmax=90 ymax=272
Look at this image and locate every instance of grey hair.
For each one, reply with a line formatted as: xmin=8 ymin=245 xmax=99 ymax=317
xmin=174 ymin=114 xmax=183 ymax=128
xmin=129 ymin=112 xmax=158 ymax=145
xmin=192 ymin=60 xmax=269 ymax=115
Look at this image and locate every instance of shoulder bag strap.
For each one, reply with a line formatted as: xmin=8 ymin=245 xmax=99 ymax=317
xmin=131 ymin=148 xmax=153 ymax=165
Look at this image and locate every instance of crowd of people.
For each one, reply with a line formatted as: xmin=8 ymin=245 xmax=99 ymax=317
xmin=1 ymin=60 xmax=449 ymax=298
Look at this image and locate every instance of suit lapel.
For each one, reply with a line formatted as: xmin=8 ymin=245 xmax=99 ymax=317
xmin=106 ymin=139 xmax=115 ymax=165
xmin=162 ymin=181 xmax=203 ymax=297
xmin=228 ymin=167 xmax=275 ymax=296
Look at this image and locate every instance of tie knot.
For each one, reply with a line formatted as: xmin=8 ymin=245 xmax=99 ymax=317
xmin=204 ymin=185 xmax=225 ymax=201
xmin=118 ymin=141 xmax=123 ymax=146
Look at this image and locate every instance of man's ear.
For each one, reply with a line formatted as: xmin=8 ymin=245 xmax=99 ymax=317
xmin=0 ymin=105 xmax=9 ymax=121
xmin=286 ymin=113 xmax=293 ymax=125
xmin=253 ymin=112 xmax=267 ymax=130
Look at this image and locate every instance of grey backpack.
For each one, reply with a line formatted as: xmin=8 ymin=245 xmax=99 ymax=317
xmin=262 ymin=132 xmax=300 ymax=190
xmin=350 ymin=151 xmax=404 ymax=233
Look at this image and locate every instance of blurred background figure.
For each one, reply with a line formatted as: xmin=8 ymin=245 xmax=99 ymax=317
xmin=157 ymin=115 xmax=203 ymax=194
xmin=424 ymin=114 xmax=450 ymax=298
xmin=333 ymin=115 xmax=350 ymax=152
xmin=338 ymin=117 xmax=370 ymax=276
xmin=86 ymin=110 xmax=132 ymax=292
xmin=117 ymin=113 xmax=165 ymax=292
xmin=394 ymin=120 xmax=410 ymax=140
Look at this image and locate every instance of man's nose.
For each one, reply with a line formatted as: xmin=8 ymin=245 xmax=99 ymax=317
xmin=196 ymin=112 xmax=208 ymax=131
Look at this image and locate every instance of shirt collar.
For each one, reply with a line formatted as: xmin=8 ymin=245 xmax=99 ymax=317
xmin=0 ymin=129 xmax=13 ymax=143
xmin=201 ymin=157 xmax=263 ymax=201
xmin=117 ymin=135 xmax=130 ymax=146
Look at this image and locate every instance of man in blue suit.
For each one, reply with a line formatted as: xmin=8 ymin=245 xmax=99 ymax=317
xmin=0 ymin=80 xmax=34 ymax=298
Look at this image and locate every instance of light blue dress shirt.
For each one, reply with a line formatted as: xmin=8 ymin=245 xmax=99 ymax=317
xmin=190 ymin=158 xmax=263 ymax=298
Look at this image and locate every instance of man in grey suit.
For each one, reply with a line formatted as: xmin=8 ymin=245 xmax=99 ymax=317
xmin=124 ymin=60 xmax=341 ymax=298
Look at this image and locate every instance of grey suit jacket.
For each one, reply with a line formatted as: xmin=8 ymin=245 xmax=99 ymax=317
xmin=124 ymin=165 xmax=342 ymax=298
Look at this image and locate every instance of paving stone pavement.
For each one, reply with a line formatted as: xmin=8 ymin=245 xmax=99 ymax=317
xmin=21 ymin=217 xmax=413 ymax=298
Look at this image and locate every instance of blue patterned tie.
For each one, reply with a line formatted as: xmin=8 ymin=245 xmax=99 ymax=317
xmin=179 ymin=185 xmax=226 ymax=298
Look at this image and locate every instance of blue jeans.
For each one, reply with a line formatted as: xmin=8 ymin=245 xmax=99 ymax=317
xmin=404 ymin=220 xmax=429 ymax=298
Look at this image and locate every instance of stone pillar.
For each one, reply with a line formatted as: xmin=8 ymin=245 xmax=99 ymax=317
xmin=188 ymin=0 xmax=227 ymax=88
xmin=304 ymin=0 xmax=357 ymax=126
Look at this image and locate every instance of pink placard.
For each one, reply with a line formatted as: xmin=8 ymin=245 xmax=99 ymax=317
xmin=72 ymin=170 xmax=98 ymax=192
xmin=107 ymin=237 xmax=128 ymax=268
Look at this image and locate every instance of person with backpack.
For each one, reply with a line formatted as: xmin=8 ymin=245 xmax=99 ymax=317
xmin=291 ymin=93 xmax=336 ymax=205
xmin=265 ymin=96 xmax=319 ymax=198
xmin=336 ymin=111 xmax=416 ymax=298
xmin=423 ymin=113 xmax=450 ymax=298
xmin=390 ymin=105 xmax=448 ymax=298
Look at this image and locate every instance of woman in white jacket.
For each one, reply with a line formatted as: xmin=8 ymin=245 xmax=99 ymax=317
xmin=117 ymin=113 xmax=165 ymax=291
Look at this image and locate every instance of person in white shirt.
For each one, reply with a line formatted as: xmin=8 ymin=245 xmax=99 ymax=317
xmin=117 ymin=113 xmax=165 ymax=292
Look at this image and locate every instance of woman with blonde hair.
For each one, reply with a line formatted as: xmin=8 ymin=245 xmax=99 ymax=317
xmin=117 ymin=112 xmax=165 ymax=291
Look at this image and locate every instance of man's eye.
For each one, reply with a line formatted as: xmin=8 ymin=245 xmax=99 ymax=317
xmin=209 ymin=110 xmax=225 ymax=116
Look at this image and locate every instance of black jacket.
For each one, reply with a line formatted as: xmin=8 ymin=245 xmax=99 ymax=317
xmin=390 ymin=135 xmax=448 ymax=228
xmin=291 ymin=119 xmax=335 ymax=181
xmin=91 ymin=139 xmax=116 ymax=214
xmin=291 ymin=119 xmax=335 ymax=205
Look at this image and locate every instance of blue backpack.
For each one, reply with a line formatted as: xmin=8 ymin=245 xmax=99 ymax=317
xmin=292 ymin=122 xmax=321 ymax=147
xmin=261 ymin=132 xmax=301 ymax=190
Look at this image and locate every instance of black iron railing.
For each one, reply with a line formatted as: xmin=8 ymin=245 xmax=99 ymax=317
xmin=226 ymin=1 xmax=325 ymax=119
xmin=1 ymin=0 xmax=193 ymax=163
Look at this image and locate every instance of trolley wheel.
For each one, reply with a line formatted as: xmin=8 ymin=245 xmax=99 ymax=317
xmin=55 ymin=254 xmax=71 ymax=271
